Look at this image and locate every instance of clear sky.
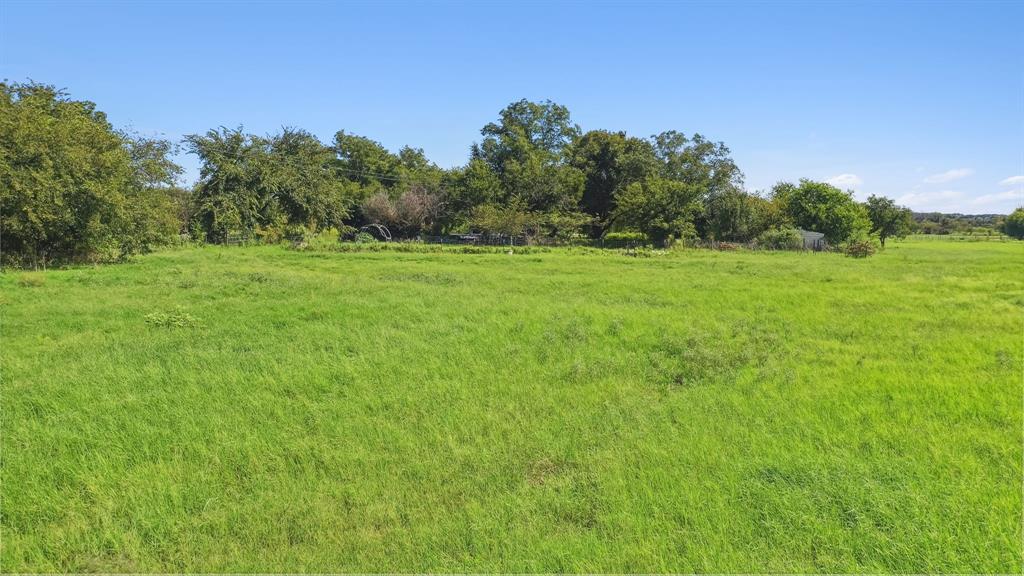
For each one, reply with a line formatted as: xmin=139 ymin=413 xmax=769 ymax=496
xmin=2 ymin=0 xmax=1022 ymax=213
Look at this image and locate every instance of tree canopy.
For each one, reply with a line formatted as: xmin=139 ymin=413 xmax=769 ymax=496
xmin=866 ymin=194 xmax=914 ymax=246
xmin=1002 ymin=207 xmax=1024 ymax=239
xmin=569 ymin=130 xmax=658 ymax=237
xmin=1 ymin=81 xmax=181 ymax=266
xmin=3 ymin=83 xmax=979 ymax=267
xmin=772 ymin=179 xmax=871 ymax=244
xmin=472 ymin=99 xmax=584 ymax=213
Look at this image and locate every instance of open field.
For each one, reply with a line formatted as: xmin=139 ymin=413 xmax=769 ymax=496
xmin=2 ymin=240 xmax=1022 ymax=572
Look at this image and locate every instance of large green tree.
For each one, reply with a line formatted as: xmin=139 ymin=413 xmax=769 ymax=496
xmin=865 ymin=194 xmax=913 ymax=247
xmin=1002 ymin=207 xmax=1024 ymax=239
xmin=477 ymin=99 xmax=580 ymax=168
xmin=472 ymin=99 xmax=583 ymax=213
xmin=440 ymin=158 xmax=502 ymax=231
xmin=125 ymin=134 xmax=183 ymax=189
xmin=269 ymin=128 xmax=353 ymax=231
xmin=702 ymin=188 xmax=781 ymax=242
xmin=187 ymin=127 xmax=358 ymax=241
xmin=650 ymin=131 xmax=743 ymax=198
xmin=772 ymin=179 xmax=870 ymax=244
xmin=569 ymin=130 xmax=658 ymax=237
xmin=121 ymin=134 xmax=187 ymax=252
xmin=394 ymin=145 xmax=444 ymax=191
xmin=333 ymin=131 xmax=400 ymax=188
xmin=185 ymin=127 xmax=276 ymax=242
xmin=0 ymin=82 xmax=180 ymax=266
xmin=613 ymin=178 xmax=703 ymax=244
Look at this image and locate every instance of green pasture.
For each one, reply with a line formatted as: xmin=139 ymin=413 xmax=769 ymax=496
xmin=2 ymin=240 xmax=1021 ymax=572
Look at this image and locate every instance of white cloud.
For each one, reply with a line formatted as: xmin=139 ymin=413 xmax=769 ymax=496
xmin=826 ymin=173 xmax=862 ymax=189
xmin=971 ymin=189 xmax=1024 ymax=206
xmin=897 ymin=190 xmax=963 ymax=203
xmin=896 ymin=190 xmax=965 ymax=211
xmin=923 ymin=168 xmax=973 ymax=184
xmin=998 ymin=175 xmax=1024 ymax=186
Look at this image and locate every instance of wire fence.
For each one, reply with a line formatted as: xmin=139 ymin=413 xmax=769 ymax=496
xmin=423 ymin=235 xmax=665 ymax=249
xmin=421 ymin=234 xmax=529 ymax=246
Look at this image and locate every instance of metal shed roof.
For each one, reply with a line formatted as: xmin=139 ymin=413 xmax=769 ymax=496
xmin=798 ymin=229 xmax=825 ymax=240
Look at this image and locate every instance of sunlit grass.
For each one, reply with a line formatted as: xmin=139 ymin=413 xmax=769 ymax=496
xmin=2 ymin=240 xmax=1021 ymax=572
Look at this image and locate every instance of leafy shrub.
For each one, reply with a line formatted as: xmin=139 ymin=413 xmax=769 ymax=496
xmin=773 ymin=179 xmax=870 ymax=244
xmin=470 ymin=202 xmax=536 ymax=236
xmin=188 ymin=221 xmax=206 ymax=243
xmin=603 ymin=231 xmax=647 ymax=242
xmin=170 ymin=233 xmax=198 ymax=247
xmin=600 ymin=231 xmax=648 ymax=248
xmin=842 ymin=236 xmax=879 ymax=258
xmin=284 ymin=224 xmax=311 ymax=243
xmin=2 ymin=83 xmax=185 ymax=267
xmin=301 ymin=229 xmax=346 ymax=251
xmin=255 ymin=227 xmax=282 ymax=243
xmin=755 ymin=228 xmax=803 ymax=250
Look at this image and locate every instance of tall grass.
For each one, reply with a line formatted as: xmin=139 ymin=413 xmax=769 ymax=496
xmin=1 ymin=240 xmax=1021 ymax=572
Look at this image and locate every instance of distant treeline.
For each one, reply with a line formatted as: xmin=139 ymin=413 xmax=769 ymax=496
xmin=912 ymin=212 xmax=1009 ymax=236
xmin=2 ymin=81 xmax=1021 ymax=267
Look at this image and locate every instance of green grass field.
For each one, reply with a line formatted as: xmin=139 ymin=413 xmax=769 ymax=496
xmin=2 ymin=240 xmax=1022 ymax=572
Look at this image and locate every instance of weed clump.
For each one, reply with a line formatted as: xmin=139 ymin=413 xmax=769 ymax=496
xmin=145 ymin=307 xmax=199 ymax=328
xmin=648 ymin=325 xmax=781 ymax=389
xmin=380 ymin=271 xmax=459 ymax=285
xmin=842 ymin=236 xmax=879 ymax=258
xmin=17 ymin=274 xmax=45 ymax=288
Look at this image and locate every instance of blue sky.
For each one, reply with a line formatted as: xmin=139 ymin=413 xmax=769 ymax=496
xmin=2 ymin=0 xmax=1022 ymax=213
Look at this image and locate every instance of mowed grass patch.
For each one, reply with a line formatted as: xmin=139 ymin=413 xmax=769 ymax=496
xmin=1 ymin=240 xmax=1021 ymax=572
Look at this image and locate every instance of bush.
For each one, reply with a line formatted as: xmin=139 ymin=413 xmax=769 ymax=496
xmin=772 ymin=179 xmax=870 ymax=244
xmin=254 ymin=221 xmax=286 ymax=244
xmin=2 ymin=83 xmax=185 ymax=267
xmin=144 ymin=307 xmax=199 ymax=328
xmin=600 ymin=231 xmax=647 ymax=248
xmin=842 ymin=236 xmax=879 ymax=258
xmin=603 ymin=231 xmax=646 ymax=242
xmin=301 ymin=228 xmax=346 ymax=251
xmin=755 ymin=228 xmax=803 ymax=250
xmin=1003 ymin=208 xmax=1024 ymax=240
xmin=283 ymin=224 xmax=312 ymax=243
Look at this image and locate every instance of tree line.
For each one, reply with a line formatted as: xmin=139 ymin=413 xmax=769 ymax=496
xmin=912 ymin=212 xmax=1012 ymax=236
xmin=7 ymin=80 xmax=1015 ymax=268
